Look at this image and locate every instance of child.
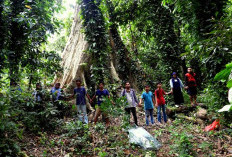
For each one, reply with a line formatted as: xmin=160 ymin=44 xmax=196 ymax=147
xmin=69 ymin=79 xmax=92 ymax=124
xmin=185 ymin=67 xmax=198 ymax=106
xmin=139 ymin=85 xmax=156 ymax=126
xmin=154 ymin=82 xmax=171 ymax=124
xmin=121 ymin=81 xmax=139 ymax=126
xmin=91 ymin=82 xmax=110 ymax=126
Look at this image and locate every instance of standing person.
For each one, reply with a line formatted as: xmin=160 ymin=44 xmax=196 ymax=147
xmin=185 ymin=67 xmax=198 ymax=106
xmin=51 ymin=83 xmax=66 ymax=118
xmin=10 ymin=81 xmax=22 ymax=92
xmin=51 ymin=83 xmax=62 ymax=101
xmin=154 ymin=82 xmax=171 ymax=124
xmin=33 ymin=83 xmax=43 ymax=102
xmin=121 ymin=81 xmax=139 ymax=126
xmin=91 ymin=82 xmax=110 ymax=126
xmin=139 ymin=85 xmax=156 ymax=126
xmin=69 ymin=79 xmax=92 ymax=124
xmin=170 ymin=72 xmax=184 ymax=106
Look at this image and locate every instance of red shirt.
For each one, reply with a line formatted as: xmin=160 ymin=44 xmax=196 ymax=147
xmin=185 ymin=73 xmax=197 ymax=87
xmin=154 ymin=88 xmax=166 ymax=105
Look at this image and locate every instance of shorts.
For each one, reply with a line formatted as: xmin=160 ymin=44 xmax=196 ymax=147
xmin=187 ymin=86 xmax=197 ymax=96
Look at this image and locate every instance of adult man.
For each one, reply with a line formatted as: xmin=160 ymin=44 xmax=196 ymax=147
xmin=121 ymin=82 xmax=138 ymax=126
xmin=69 ymin=79 xmax=91 ymax=124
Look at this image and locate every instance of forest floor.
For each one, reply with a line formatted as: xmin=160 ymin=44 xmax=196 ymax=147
xmin=19 ymin=104 xmax=232 ymax=157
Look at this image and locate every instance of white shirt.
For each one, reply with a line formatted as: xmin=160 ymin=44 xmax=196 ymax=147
xmin=125 ymin=91 xmax=133 ymax=108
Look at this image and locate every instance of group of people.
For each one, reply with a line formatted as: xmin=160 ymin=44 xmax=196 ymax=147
xmin=122 ymin=67 xmax=198 ymax=126
xmin=32 ymin=67 xmax=198 ymax=126
xmin=47 ymin=80 xmax=112 ymax=126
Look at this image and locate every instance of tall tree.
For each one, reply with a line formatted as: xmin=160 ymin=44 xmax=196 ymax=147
xmin=8 ymin=0 xmax=25 ymax=82
xmin=0 ymin=0 xmax=6 ymax=76
xmin=106 ymin=0 xmax=140 ymax=85
xmin=80 ymin=0 xmax=110 ymax=84
xmin=0 ymin=0 xmax=62 ymax=85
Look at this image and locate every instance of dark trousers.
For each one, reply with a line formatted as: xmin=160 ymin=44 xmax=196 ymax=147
xmin=125 ymin=107 xmax=138 ymax=126
xmin=173 ymin=88 xmax=184 ymax=104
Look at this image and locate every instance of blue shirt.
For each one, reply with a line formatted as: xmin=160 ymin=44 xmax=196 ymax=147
xmin=74 ymin=87 xmax=86 ymax=105
xmin=96 ymin=89 xmax=109 ymax=105
xmin=51 ymin=87 xmax=62 ymax=101
xmin=10 ymin=86 xmax=22 ymax=92
xmin=141 ymin=91 xmax=154 ymax=110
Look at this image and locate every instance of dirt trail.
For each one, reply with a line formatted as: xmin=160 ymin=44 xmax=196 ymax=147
xmin=21 ymin=107 xmax=232 ymax=157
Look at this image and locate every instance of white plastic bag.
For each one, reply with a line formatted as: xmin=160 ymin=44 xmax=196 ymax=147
xmin=218 ymin=104 xmax=232 ymax=112
xmin=128 ymin=127 xmax=162 ymax=150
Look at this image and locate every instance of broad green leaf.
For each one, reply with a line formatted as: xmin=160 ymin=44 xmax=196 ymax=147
xmin=214 ymin=68 xmax=231 ymax=81
xmin=227 ymin=79 xmax=232 ymax=88
xmin=226 ymin=62 xmax=232 ymax=68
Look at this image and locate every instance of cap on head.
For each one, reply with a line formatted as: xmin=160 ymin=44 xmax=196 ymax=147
xmin=172 ymin=72 xmax=177 ymax=75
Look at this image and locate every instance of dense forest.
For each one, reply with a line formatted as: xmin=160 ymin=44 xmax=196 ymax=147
xmin=0 ymin=0 xmax=232 ymax=156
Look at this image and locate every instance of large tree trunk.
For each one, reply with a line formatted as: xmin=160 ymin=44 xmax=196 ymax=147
xmin=54 ymin=5 xmax=89 ymax=89
xmin=55 ymin=4 xmax=121 ymax=91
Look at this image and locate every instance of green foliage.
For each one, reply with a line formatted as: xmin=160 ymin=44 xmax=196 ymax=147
xmin=63 ymin=120 xmax=92 ymax=155
xmin=0 ymin=0 xmax=62 ymax=85
xmin=0 ymin=93 xmax=21 ymax=156
xmin=200 ymin=84 xmax=227 ymax=110
xmin=99 ymin=96 xmax=126 ymax=117
xmin=80 ymin=0 xmax=110 ymax=84
xmin=1 ymin=0 xmax=232 ymax=155
xmin=46 ymin=8 xmax=74 ymax=54
xmin=110 ymin=0 xmax=185 ymax=83
xmin=170 ymin=132 xmax=194 ymax=157
xmin=214 ymin=62 xmax=232 ymax=87
xmin=64 ymin=120 xmax=89 ymax=137
xmin=213 ymin=62 xmax=232 ymax=122
xmin=169 ymin=123 xmax=195 ymax=157
xmin=8 ymin=89 xmax=69 ymax=133
xmin=198 ymin=142 xmax=213 ymax=154
xmin=0 ymin=82 xmax=74 ymax=155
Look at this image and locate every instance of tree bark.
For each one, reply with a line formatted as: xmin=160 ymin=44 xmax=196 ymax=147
xmin=54 ymin=5 xmax=89 ymax=90
xmin=55 ymin=4 xmax=121 ymax=91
